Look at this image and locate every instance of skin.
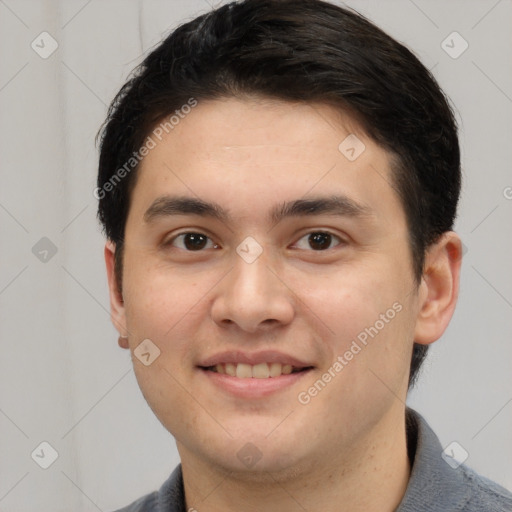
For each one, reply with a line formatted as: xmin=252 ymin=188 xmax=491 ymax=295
xmin=105 ymin=97 xmax=462 ymax=512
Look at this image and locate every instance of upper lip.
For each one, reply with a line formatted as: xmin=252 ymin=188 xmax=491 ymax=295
xmin=199 ymin=350 xmax=313 ymax=368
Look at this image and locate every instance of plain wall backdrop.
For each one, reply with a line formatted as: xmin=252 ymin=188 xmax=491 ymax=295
xmin=0 ymin=0 xmax=511 ymax=510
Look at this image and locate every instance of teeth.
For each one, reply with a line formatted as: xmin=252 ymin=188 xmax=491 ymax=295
xmin=210 ymin=362 xmax=304 ymax=378
xmin=235 ymin=363 xmax=253 ymax=378
xmin=225 ymin=363 xmax=236 ymax=377
xmin=252 ymin=362 xmax=270 ymax=379
xmin=282 ymin=364 xmax=293 ymax=375
xmin=269 ymin=362 xmax=282 ymax=377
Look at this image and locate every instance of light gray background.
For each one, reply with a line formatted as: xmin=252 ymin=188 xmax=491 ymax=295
xmin=0 ymin=1 xmax=511 ymax=511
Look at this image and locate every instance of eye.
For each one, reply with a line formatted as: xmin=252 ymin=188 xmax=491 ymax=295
xmin=293 ymin=231 xmax=344 ymax=251
xmin=166 ymin=232 xmax=219 ymax=251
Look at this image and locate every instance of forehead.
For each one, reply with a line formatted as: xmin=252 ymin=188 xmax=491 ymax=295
xmin=152 ymin=96 xmax=366 ymax=160
xmin=129 ymin=97 xmax=404 ymax=227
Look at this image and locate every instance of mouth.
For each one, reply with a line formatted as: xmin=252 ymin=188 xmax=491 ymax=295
xmin=197 ymin=350 xmax=315 ymax=397
xmin=201 ymin=362 xmax=314 ymax=379
xmin=198 ymin=359 xmax=314 ymax=398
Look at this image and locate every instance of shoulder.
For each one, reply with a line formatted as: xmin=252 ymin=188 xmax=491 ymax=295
xmin=457 ymin=465 xmax=512 ymax=512
xmin=398 ymin=409 xmax=512 ymax=512
xmin=112 ymin=491 xmax=159 ymax=512
xmin=111 ymin=465 xmax=185 ymax=512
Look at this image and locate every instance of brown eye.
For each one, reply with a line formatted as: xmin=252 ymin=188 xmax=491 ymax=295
xmin=168 ymin=232 xmax=217 ymax=251
xmin=294 ymin=231 xmax=342 ymax=251
xmin=308 ymin=232 xmax=332 ymax=250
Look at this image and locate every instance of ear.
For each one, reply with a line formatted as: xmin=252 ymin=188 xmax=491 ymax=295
xmin=414 ymin=232 xmax=462 ymax=345
xmin=104 ymin=241 xmax=129 ymax=349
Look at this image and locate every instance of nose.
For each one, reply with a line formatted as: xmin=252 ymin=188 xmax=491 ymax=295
xmin=210 ymin=250 xmax=295 ymax=333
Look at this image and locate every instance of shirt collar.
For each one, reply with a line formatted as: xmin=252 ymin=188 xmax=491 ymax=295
xmin=396 ymin=407 xmax=471 ymax=511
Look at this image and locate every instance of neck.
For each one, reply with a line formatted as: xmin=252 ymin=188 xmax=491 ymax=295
xmin=178 ymin=407 xmax=411 ymax=512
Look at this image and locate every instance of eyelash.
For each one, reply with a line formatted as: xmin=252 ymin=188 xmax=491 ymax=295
xmin=164 ymin=230 xmax=345 ymax=252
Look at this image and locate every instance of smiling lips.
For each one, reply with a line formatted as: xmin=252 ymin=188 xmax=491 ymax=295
xmin=199 ymin=350 xmax=314 ymax=379
xmin=208 ymin=362 xmax=303 ymax=378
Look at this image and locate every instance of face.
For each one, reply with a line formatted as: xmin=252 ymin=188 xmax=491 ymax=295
xmin=109 ymin=97 xmax=426 ymax=476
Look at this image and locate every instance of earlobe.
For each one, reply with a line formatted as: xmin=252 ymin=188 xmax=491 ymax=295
xmin=104 ymin=241 xmax=129 ymax=348
xmin=414 ymin=232 xmax=462 ymax=345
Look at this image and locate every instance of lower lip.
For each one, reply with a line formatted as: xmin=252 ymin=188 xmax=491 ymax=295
xmin=199 ymin=368 xmax=313 ymax=398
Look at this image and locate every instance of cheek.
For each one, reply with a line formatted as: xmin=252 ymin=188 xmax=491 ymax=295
xmin=302 ymin=277 xmax=413 ymax=415
xmin=301 ymin=262 xmax=415 ymax=388
xmin=121 ymin=269 xmax=203 ymax=421
xmin=123 ymin=254 xmax=203 ymax=336
xmin=122 ymin=259 xmax=225 ymax=376
xmin=299 ymin=265 xmax=401 ymax=340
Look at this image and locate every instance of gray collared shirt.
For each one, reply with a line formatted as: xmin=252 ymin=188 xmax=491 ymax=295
xmin=114 ymin=408 xmax=512 ymax=511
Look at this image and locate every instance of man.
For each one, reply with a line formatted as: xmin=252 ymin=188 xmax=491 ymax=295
xmin=96 ymin=1 xmax=512 ymax=510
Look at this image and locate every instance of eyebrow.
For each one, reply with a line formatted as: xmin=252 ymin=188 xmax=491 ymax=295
xmin=143 ymin=194 xmax=374 ymax=226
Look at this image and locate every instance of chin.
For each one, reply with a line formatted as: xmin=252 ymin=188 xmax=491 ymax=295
xmin=203 ymin=434 xmax=309 ymax=480
xmin=211 ymin=450 xmax=311 ymax=484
